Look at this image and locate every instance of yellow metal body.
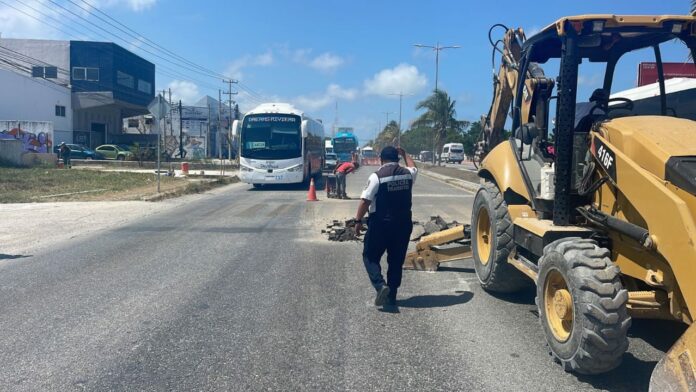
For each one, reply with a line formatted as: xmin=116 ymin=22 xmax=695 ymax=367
xmin=475 ymin=13 xmax=696 ymax=388
xmin=404 ymin=225 xmax=472 ymax=271
xmin=592 ymin=117 xmax=696 ymax=324
xmin=650 ymin=323 xmax=696 ymax=392
xmin=478 ymin=141 xmax=532 ymax=205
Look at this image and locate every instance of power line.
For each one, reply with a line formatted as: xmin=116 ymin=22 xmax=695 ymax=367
xmin=1 ymin=2 xmax=219 ymax=96
xmin=74 ymin=0 xmax=228 ymax=80
xmin=3 ymin=0 xmax=268 ymax=104
xmin=41 ymin=0 xmax=266 ymax=101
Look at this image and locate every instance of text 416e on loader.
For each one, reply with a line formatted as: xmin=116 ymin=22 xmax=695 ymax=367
xmin=472 ymin=14 xmax=696 ymax=390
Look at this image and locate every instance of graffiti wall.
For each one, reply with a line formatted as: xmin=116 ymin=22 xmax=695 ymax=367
xmin=163 ymin=133 xmax=207 ymax=160
xmin=0 ymin=121 xmax=53 ymax=153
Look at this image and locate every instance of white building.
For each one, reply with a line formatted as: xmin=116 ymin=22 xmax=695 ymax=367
xmin=0 ymin=39 xmax=72 ymax=146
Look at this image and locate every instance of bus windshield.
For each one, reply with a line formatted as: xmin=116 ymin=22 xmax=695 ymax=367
xmin=333 ymin=137 xmax=356 ymax=153
xmin=241 ymin=114 xmax=301 ymax=160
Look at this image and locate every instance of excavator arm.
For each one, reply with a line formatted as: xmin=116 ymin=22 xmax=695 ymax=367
xmin=478 ymin=26 xmax=555 ymax=163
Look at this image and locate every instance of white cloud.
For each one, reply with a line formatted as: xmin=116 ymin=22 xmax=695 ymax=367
xmin=291 ymin=48 xmax=312 ymax=63
xmin=0 ymin=0 xmax=156 ymax=39
xmin=168 ymin=80 xmax=200 ymax=105
xmin=363 ymin=63 xmax=428 ymax=97
xmin=578 ymin=73 xmax=602 ymax=87
xmin=0 ymin=1 xmax=62 ymax=39
xmin=224 ymin=50 xmax=275 ymax=79
xmin=293 ymin=84 xmax=358 ymax=111
xmin=124 ymin=0 xmax=156 ymax=11
xmin=291 ymin=49 xmax=345 ymax=73
xmin=94 ymin=0 xmax=157 ymax=12
xmin=308 ymin=52 xmax=344 ymax=73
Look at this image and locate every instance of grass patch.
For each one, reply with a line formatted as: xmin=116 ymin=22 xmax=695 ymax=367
xmin=0 ymin=167 xmax=187 ymax=203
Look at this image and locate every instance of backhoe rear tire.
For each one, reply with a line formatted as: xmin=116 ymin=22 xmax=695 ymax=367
xmin=537 ymin=238 xmax=631 ymax=375
xmin=471 ymin=182 xmax=529 ymax=293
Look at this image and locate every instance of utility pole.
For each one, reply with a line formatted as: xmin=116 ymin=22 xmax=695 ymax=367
xmin=218 ymin=89 xmax=223 ymax=175
xmin=333 ymin=100 xmax=338 ymax=138
xmin=388 ymin=91 xmax=414 ymax=146
xmin=178 ymin=100 xmax=184 ymax=159
xmin=413 ymin=42 xmax=461 ymax=91
xmin=168 ymin=88 xmax=173 ymax=135
xmin=207 ymin=103 xmax=211 ymax=157
xmin=223 ymin=79 xmax=238 ymax=160
xmin=382 ymin=112 xmax=392 ymax=125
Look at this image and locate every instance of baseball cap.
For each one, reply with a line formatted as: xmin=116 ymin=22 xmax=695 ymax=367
xmin=380 ymin=146 xmax=399 ymax=161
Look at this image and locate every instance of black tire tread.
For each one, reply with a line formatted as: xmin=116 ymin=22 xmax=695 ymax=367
xmin=539 ymin=238 xmax=631 ymax=375
xmin=475 ymin=182 xmax=529 ymax=293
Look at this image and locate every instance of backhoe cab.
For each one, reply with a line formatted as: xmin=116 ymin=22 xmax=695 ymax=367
xmin=473 ymin=15 xmax=696 ymax=388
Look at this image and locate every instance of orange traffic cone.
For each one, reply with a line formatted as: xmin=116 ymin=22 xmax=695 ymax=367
xmin=307 ymin=178 xmax=318 ymax=201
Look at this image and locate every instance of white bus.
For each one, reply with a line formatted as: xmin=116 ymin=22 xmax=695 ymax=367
xmin=238 ymin=103 xmax=324 ymax=187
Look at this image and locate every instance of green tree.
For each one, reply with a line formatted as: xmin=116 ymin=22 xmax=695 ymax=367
xmin=372 ymin=120 xmax=400 ymax=151
xmin=400 ymin=126 xmax=433 ymax=155
xmin=413 ymin=90 xmax=466 ymax=164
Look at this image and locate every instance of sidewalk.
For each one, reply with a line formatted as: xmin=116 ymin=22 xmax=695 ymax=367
xmin=74 ymin=165 xmax=238 ymax=178
xmin=417 ymin=163 xmax=480 ymax=193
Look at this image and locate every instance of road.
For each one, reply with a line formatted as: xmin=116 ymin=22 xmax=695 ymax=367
xmin=0 ymin=167 xmax=681 ymax=391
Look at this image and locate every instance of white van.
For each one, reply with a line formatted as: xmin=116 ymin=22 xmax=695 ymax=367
xmin=441 ymin=143 xmax=464 ymax=164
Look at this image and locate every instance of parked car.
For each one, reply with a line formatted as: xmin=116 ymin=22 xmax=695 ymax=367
xmin=53 ymin=144 xmax=104 ymax=160
xmin=325 ymin=153 xmax=339 ymax=170
xmin=95 ymin=144 xmax=134 ymax=160
xmin=419 ymin=150 xmax=433 ymax=162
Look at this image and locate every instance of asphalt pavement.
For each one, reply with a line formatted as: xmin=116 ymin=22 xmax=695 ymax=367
xmin=0 ymin=165 xmax=682 ymax=391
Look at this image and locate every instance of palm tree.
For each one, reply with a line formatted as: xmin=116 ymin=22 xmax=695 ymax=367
xmin=413 ymin=89 xmax=464 ymax=164
xmin=373 ymin=121 xmax=400 ymax=151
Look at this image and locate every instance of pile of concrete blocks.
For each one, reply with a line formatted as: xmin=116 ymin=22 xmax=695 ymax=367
xmin=323 ymin=219 xmax=365 ymax=242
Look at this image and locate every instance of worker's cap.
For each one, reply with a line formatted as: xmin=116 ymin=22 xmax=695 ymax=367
xmin=380 ymin=146 xmax=399 ymax=161
xmin=59 ymin=142 xmax=65 ymax=145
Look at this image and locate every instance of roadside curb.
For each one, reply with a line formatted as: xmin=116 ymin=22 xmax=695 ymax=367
xmin=418 ymin=168 xmax=480 ymax=193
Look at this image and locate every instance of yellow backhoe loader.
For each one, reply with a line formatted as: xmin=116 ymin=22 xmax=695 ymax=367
xmin=471 ymin=15 xmax=696 ymax=390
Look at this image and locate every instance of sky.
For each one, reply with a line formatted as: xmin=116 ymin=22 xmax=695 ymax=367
xmin=0 ymin=0 xmax=693 ymax=142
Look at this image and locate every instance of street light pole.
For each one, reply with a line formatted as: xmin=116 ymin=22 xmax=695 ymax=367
xmin=413 ymin=42 xmax=461 ymax=91
xmin=388 ymin=91 xmax=414 ymax=146
xmin=382 ymin=111 xmax=394 ymax=145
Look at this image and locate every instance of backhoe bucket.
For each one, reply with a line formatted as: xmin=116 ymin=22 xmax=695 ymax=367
xmin=650 ymin=323 xmax=696 ymax=392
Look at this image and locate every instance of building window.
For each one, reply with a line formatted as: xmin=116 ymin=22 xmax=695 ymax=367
xmin=137 ymin=79 xmax=151 ymax=94
xmin=55 ymin=105 xmax=66 ymax=117
xmin=117 ymin=71 xmax=134 ymax=88
xmin=72 ymin=67 xmax=99 ymax=81
xmin=32 ymin=66 xmax=58 ymax=79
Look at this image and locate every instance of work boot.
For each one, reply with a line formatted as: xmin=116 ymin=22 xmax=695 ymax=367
xmin=375 ymin=286 xmax=390 ymax=306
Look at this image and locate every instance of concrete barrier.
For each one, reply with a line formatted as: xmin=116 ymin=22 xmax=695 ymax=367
xmin=0 ymin=139 xmax=23 ymax=166
xmin=21 ymin=152 xmax=57 ymax=167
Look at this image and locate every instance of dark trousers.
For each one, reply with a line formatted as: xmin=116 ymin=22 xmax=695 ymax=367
xmin=62 ymin=155 xmax=71 ymax=168
xmin=336 ymin=172 xmax=347 ymax=197
xmin=362 ymin=217 xmax=413 ymax=295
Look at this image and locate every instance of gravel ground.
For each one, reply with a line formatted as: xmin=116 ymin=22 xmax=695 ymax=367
xmin=0 ymin=182 xmax=245 ymax=257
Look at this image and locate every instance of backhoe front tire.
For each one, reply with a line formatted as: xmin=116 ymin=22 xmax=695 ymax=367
xmin=471 ymin=182 xmax=529 ymax=293
xmin=537 ymin=238 xmax=631 ymax=375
